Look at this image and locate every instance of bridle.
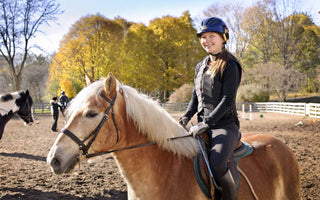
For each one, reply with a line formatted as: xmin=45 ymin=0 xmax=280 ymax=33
xmin=62 ymin=92 xmax=119 ymax=158
xmin=62 ymin=91 xmax=193 ymax=159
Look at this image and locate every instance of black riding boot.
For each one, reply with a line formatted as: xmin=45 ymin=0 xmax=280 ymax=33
xmin=218 ymin=169 xmax=237 ymax=200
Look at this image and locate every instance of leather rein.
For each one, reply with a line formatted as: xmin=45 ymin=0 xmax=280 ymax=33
xmin=62 ymin=91 xmax=193 ymax=159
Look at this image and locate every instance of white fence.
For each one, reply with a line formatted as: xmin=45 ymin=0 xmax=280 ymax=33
xmin=307 ymin=103 xmax=320 ymax=118
xmin=33 ymin=102 xmax=320 ymax=119
xmin=239 ymin=102 xmax=320 ymax=119
xmin=160 ymin=102 xmax=189 ymax=113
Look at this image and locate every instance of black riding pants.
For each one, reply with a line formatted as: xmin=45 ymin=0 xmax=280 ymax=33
xmin=51 ymin=114 xmax=59 ymax=131
xmin=208 ymin=122 xmax=240 ymax=180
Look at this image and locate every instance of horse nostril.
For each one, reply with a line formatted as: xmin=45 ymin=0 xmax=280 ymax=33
xmin=50 ymin=157 xmax=61 ymax=170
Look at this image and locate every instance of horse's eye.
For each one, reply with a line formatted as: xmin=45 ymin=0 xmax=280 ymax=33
xmin=86 ymin=111 xmax=98 ymax=118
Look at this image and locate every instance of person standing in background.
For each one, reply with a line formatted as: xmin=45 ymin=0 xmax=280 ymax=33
xmin=50 ymin=97 xmax=61 ymax=132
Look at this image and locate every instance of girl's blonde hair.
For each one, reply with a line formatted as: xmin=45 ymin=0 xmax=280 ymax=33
xmin=207 ymin=48 xmax=239 ymax=78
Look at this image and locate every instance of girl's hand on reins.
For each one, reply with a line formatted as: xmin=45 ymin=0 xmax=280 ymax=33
xmin=189 ymin=122 xmax=209 ymax=137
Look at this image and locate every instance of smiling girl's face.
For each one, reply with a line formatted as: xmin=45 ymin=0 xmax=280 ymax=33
xmin=199 ymin=32 xmax=225 ymax=55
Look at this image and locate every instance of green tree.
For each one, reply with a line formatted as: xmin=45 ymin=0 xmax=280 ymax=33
xmin=241 ymin=0 xmax=320 ymax=101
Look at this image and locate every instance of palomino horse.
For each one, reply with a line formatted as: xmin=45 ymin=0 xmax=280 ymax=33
xmin=47 ymin=73 xmax=300 ymax=200
xmin=0 ymin=90 xmax=34 ymax=140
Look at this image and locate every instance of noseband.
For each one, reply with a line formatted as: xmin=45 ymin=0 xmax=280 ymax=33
xmin=62 ymin=92 xmax=119 ymax=158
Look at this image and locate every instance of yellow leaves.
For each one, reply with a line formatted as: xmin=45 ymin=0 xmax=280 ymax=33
xmin=58 ymin=79 xmax=75 ymax=98
xmin=47 ymin=12 xmax=205 ymax=101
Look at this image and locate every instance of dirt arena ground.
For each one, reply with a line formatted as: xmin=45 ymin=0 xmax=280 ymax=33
xmin=0 ymin=112 xmax=319 ymax=200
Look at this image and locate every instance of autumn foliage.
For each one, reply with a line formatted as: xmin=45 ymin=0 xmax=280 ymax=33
xmin=47 ymin=2 xmax=320 ymax=103
xmin=47 ymin=12 xmax=205 ymax=101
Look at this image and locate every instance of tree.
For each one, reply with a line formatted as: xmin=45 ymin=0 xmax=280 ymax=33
xmin=265 ymin=0 xmax=320 ymax=100
xmin=241 ymin=1 xmax=275 ymax=66
xmin=47 ymin=14 xmax=126 ymax=98
xmin=289 ymin=14 xmax=320 ymax=92
xmin=22 ymin=54 xmax=50 ymax=102
xmin=201 ymin=1 xmax=247 ymax=59
xmin=121 ymin=23 xmax=160 ymax=93
xmin=0 ymin=0 xmax=62 ymax=90
xmin=149 ymin=11 xmax=204 ymax=101
xmin=241 ymin=0 xmax=320 ymax=101
xmin=239 ymin=62 xmax=304 ymax=102
xmin=47 ymin=12 xmax=204 ymax=101
xmin=0 ymin=56 xmax=13 ymax=93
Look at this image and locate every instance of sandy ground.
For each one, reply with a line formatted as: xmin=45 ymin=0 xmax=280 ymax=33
xmin=0 ymin=112 xmax=319 ymax=200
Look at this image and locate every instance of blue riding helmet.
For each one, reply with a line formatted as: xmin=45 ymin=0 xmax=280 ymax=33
xmin=197 ymin=17 xmax=229 ymax=43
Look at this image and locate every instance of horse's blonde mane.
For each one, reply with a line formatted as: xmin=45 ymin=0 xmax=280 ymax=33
xmin=121 ymin=85 xmax=199 ymax=158
xmin=68 ymin=79 xmax=199 ymax=158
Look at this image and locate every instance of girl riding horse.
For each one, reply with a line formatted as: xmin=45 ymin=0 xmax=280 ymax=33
xmin=47 ymin=73 xmax=300 ymax=200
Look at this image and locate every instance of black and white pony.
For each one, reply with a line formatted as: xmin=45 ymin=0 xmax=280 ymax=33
xmin=0 ymin=90 xmax=34 ymax=140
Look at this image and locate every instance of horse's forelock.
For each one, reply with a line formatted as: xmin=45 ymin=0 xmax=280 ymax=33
xmin=65 ymin=79 xmax=115 ymax=118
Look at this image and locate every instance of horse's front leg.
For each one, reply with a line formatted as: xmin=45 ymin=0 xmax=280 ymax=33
xmin=0 ymin=117 xmax=6 ymax=140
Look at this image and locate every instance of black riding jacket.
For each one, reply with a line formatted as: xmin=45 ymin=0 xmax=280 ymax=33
xmin=184 ymin=56 xmax=242 ymax=128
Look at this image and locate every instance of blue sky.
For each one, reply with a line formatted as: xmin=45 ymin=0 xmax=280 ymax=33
xmin=31 ymin=0 xmax=320 ymax=55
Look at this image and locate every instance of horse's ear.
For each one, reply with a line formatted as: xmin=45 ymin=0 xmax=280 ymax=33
xmin=25 ymin=90 xmax=29 ymax=96
xmin=85 ymin=74 xmax=94 ymax=85
xmin=104 ymin=72 xmax=117 ymax=96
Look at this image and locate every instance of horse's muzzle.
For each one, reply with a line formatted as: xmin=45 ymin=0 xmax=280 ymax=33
xmin=48 ymin=155 xmax=79 ymax=174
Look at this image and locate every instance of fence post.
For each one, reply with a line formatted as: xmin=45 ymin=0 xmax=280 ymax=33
xmin=249 ymin=104 xmax=253 ymax=120
xmin=242 ymin=104 xmax=246 ymax=118
xmin=305 ymin=103 xmax=310 ymax=116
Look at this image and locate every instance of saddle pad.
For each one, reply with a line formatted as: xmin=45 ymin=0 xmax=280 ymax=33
xmin=193 ymin=152 xmax=212 ymax=199
xmin=233 ymin=141 xmax=253 ymax=160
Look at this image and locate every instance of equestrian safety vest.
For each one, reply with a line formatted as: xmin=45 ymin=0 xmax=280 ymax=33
xmin=185 ymin=55 xmax=242 ymax=128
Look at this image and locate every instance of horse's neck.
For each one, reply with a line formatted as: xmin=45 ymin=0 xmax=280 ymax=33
xmin=0 ymin=108 xmax=15 ymax=123
xmin=0 ymin=110 xmax=14 ymax=139
xmin=112 ymin=126 xmax=194 ymax=199
xmin=113 ymin=143 xmax=176 ymax=198
xmin=0 ymin=100 xmax=17 ymax=138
